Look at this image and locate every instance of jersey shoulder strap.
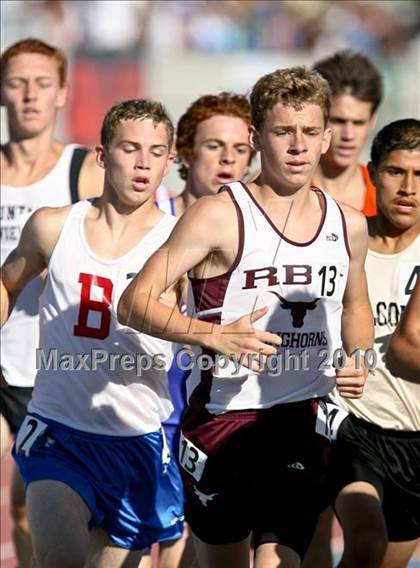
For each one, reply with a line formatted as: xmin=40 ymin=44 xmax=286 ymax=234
xmin=69 ymin=147 xmax=89 ymax=203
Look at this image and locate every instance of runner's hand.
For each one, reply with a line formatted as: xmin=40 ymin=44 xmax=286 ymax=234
xmin=336 ymin=355 xmax=366 ymax=398
xmin=209 ymin=307 xmax=281 ymax=372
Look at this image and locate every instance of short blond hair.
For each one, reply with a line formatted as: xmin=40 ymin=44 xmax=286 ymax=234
xmin=101 ymin=99 xmax=174 ymax=149
xmin=250 ymin=66 xmax=331 ymax=130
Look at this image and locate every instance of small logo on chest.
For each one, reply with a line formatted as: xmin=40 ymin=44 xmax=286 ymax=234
xmin=326 ymin=233 xmax=339 ymax=242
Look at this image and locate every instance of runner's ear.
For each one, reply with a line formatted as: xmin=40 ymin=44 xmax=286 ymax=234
xmin=249 ymin=125 xmax=261 ymax=152
xmin=95 ymin=145 xmax=106 ymax=169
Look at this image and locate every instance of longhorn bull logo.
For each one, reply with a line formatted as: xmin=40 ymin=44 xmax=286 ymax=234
xmin=270 ymin=292 xmax=319 ymax=328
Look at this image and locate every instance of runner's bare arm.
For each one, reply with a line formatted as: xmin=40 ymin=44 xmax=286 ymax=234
xmin=340 ymin=204 xmax=374 ymax=353
xmin=1 ymin=206 xmax=69 ymax=326
xmin=117 ymin=195 xmax=281 ymax=363
xmin=386 ymin=279 xmax=420 ymax=381
xmin=159 ymin=273 xmax=188 ymax=314
xmin=336 ymin=204 xmax=374 ymax=397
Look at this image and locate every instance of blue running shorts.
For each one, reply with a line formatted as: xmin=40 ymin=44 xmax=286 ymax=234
xmin=13 ymin=413 xmax=184 ymax=550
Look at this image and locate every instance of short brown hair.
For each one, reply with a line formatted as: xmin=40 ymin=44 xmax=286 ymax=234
xmin=313 ymin=50 xmax=383 ymax=114
xmin=1 ymin=38 xmax=67 ymax=87
xmin=370 ymin=119 xmax=420 ymax=168
xmin=176 ymin=92 xmax=255 ymax=180
xmin=250 ymin=66 xmax=331 ymax=131
xmin=101 ymin=99 xmax=174 ymax=149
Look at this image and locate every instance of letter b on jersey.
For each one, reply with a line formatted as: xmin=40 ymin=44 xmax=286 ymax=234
xmin=283 ymin=265 xmax=312 ymax=285
xmin=74 ymin=273 xmax=113 ymax=340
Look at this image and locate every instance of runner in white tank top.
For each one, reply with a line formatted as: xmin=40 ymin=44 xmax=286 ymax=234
xmin=119 ymin=67 xmax=373 ymax=568
xmin=187 ymin=182 xmax=350 ymax=413
xmin=327 ymin=119 xmax=420 ymax=568
xmin=1 ymin=144 xmax=100 ymax=390
xmin=1 ymin=99 xmax=184 ymax=565
xmin=0 ymin=39 xmax=103 ymax=568
xmin=29 ymin=199 xmax=177 ymax=435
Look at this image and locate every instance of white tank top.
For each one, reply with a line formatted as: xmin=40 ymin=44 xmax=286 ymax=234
xmin=29 ymin=201 xmax=178 ymax=436
xmin=1 ymin=144 xmax=84 ymax=387
xmin=333 ymin=237 xmax=420 ymax=430
xmin=187 ymin=182 xmax=350 ymax=414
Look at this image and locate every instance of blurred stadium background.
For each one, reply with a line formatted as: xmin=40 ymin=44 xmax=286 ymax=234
xmin=1 ymin=0 xmax=419 ymax=193
xmin=1 ymin=1 xmax=420 ymax=567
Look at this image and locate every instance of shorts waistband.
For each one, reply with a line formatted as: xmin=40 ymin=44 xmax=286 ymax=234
xmin=194 ymin=398 xmax=319 ymax=422
xmin=28 ymin=413 xmax=161 ymax=442
xmin=352 ymin=416 xmax=420 ymax=439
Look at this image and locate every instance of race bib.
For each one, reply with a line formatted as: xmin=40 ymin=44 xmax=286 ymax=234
xmin=179 ymin=432 xmax=208 ymax=482
xmin=315 ymin=400 xmax=348 ymax=441
xmin=15 ymin=415 xmax=48 ymax=456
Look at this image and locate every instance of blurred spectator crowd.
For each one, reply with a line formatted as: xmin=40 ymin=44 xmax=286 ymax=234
xmin=2 ymin=0 xmax=420 ymax=58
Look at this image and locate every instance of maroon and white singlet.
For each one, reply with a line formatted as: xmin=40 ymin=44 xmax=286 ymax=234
xmin=187 ymin=182 xmax=351 ymax=414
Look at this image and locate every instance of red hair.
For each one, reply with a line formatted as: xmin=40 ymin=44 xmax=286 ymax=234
xmin=1 ymin=38 xmax=67 ymax=86
xmin=176 ymin=92 xmax=255 ymax=180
